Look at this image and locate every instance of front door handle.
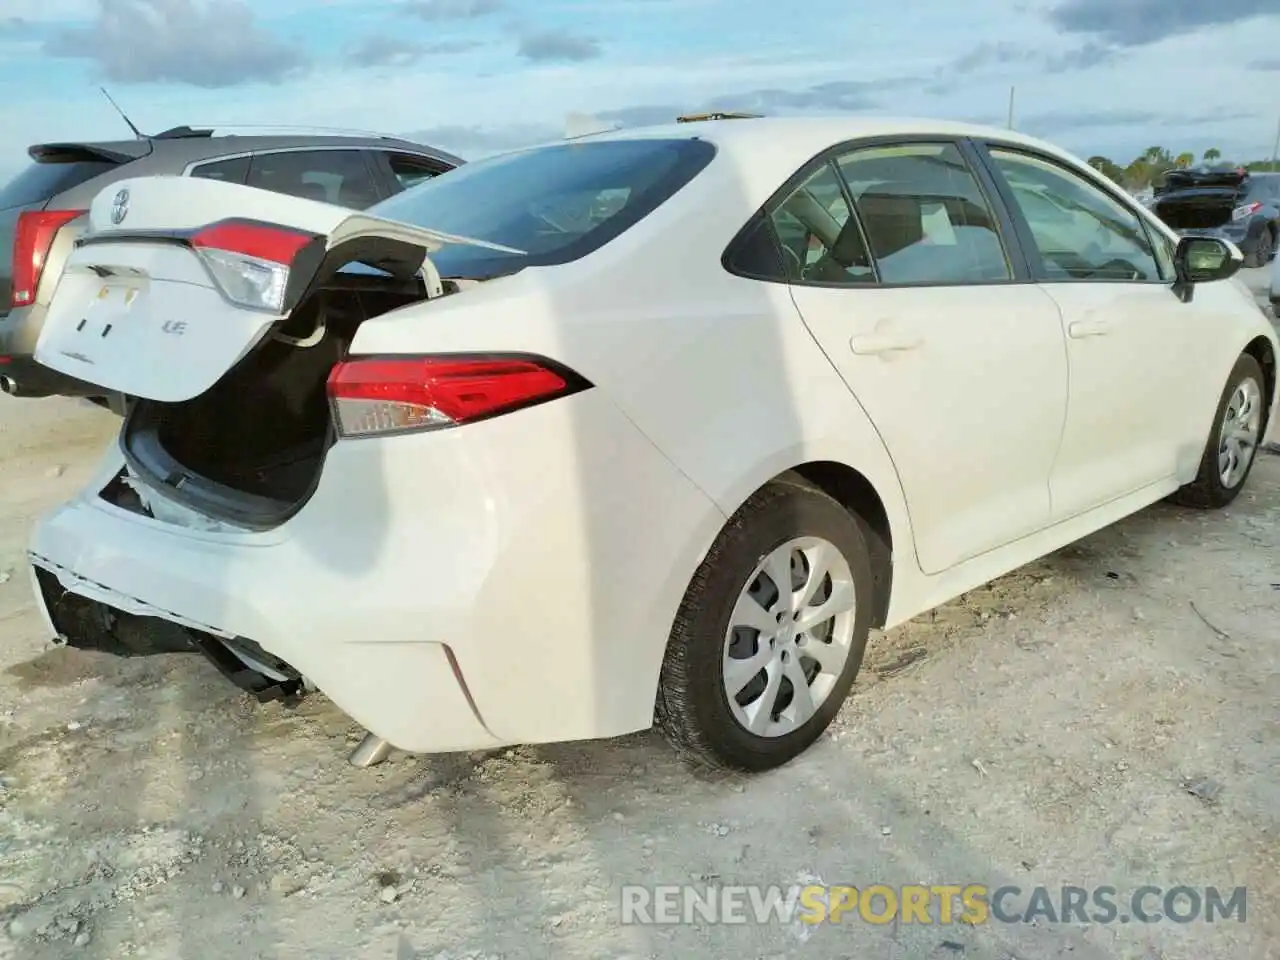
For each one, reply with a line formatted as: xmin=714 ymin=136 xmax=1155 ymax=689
xmin=850 ymin=332 xmax=923 ymax=356
xmin=1068 ymin=320 xmax=1111 ymax=339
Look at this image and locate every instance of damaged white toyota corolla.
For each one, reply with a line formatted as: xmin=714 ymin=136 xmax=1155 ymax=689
xmin=25 ymin=117 xmax=1280 ymax=772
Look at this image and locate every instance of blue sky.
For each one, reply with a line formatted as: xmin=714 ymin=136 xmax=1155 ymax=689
xmin=1 ymin=0 xmax=1278 ymax=181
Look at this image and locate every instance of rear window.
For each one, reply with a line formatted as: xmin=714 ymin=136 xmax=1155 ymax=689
xmin=0 ymin=160 xmax=117 ymax=211
xmin=1245 ymin=176 xmax=1279 ymax=201
xmin=367 ymin=137 xmax=717 ymax=279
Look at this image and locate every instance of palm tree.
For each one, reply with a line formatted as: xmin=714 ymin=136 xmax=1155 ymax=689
xmin=1175 ymin=152 xmax=1195 ymax=169
xmin=1203 ymin=147 xmax=1221 ymax=164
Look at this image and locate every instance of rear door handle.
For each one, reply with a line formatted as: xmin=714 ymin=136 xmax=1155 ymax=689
xmin=1068 ymin=320 xmax=1111 ymax=339
xmin=850 ymin=332 xmax=923 ymax=356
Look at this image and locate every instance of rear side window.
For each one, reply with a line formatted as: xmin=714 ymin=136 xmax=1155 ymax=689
xmin=837 ymin=142 xmax=1011 ymax=285
xmin=768 ymin=161 xmax=874 ymax=284
xmin=190 ymin=156 xmax=250 ymax=184
xmin=246 ymin=150 xmax=382 ymax=209
xmin=0 ymin=160 xmax=117 ymax=211
xmin=369 ymin=137 xmax=717 ymax=279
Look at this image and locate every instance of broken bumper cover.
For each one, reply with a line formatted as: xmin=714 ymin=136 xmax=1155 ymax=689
xmin=27 ymin=505 xmax=503 ymax=755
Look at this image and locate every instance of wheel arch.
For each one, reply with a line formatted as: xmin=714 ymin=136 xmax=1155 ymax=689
xmin=785 ymin=461 xmax=895 ymax=628
xmin=1243 ymin=335 xmax=1276 ymax=437
xmin=699 ymin=455 xmax=906 ymax=630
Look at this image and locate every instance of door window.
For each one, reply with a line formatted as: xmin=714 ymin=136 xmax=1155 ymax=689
xmin=988 ymin=148 xmax=1163 ymax=282
xmin=246 ymin=150 xmax=382 ymax=209
xmin=836 ymin=142 xmax=1012 ymax=284
xmin=384 ymin=153 xmax=448 ymax=191
xmin=767 ymin=161 xmax=873 ymax=284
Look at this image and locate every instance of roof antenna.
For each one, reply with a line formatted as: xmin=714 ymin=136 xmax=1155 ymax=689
xmin=99 ymin=87 xmax=146 ymax=139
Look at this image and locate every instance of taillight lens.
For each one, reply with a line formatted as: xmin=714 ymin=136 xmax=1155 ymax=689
xmin=190 ymin=220 xmax=317 ymax=313
xmin=1232 ymin=202 xmax=1262 ymax=222
xmin=327 ymin=355 xmax=588 ymax=438
xmin=11 ymin=209 xmax=85 ymax=308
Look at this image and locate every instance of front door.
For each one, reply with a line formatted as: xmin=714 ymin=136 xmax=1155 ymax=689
xmin=777 ymin=140 xmax=1069 ymax=574
xmin=978 ymin=145 xmax=1200 ymax=521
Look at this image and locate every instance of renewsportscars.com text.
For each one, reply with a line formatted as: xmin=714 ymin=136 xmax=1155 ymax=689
xmin=620 ymin=884 xmax=1247 ymax=926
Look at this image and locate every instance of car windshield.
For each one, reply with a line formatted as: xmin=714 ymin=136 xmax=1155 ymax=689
xmin=368 ymin=137 xmax=716 ymax=279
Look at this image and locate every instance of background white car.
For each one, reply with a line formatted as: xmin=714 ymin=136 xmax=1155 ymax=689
xmin=24 ymin=117 xmax=1279 ymax=773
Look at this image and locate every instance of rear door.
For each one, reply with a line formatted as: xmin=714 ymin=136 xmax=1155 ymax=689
xmin=32 ymin=176 xmax=520 ymax=402
xmin=778 ymin=139 xmax=1069 ymax=574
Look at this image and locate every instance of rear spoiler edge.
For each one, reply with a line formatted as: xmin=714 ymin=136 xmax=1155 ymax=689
xmin=28 ymin=141 xmax=155 ymax=165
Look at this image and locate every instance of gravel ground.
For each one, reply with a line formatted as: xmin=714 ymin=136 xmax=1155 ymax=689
xmin=0 ymin=275 xmax=1277 ymax=960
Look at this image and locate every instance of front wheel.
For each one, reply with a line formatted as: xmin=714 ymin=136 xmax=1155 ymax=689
xmin=655 ymin=476 xmax=874 ymax=772
xmin=1170 ymin=354 xmax=1267 ymax=509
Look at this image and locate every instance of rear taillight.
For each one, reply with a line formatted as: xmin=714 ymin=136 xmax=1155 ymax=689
xmin=326 ymin=354 xmax=589 ymax=438
xmin=190 ymin=219 xmax=318 ymax=313
xmin=11 ymin=209 xmax=85 ymax=308
xmin=1232 ymin=202 xmax=1263 ymax=221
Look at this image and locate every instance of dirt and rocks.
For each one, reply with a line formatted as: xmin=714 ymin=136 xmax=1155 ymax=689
xmin=0 ymin=280 xmax=1277 ymax=959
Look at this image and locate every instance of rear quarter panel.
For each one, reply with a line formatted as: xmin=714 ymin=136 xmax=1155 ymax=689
xmin=348 ymin=159 xmax=920 ymax=595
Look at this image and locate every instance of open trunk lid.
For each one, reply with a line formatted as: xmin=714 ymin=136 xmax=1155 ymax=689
xmin=33 ymin=176 xmax=517 ymax=402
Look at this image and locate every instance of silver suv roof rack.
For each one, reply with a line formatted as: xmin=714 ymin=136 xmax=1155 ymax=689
xmin=153 ymin=124 xmax=406 ymax=141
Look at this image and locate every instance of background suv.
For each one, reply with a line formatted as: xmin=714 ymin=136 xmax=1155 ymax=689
xmin=1149 ymin=167 xmax=1280 ymax=268
xmin=0 ymin=126 xmax=463 ymax=399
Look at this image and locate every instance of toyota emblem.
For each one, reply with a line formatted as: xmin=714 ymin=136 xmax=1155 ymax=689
xmin=110 ymin=188 xmax=130 ymax=225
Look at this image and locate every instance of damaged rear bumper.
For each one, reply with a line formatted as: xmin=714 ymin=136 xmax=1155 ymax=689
xmin=27 ymin=491 xmax=504 ymax=754
xmin=31 ymin=562 xmax=306 ymax=703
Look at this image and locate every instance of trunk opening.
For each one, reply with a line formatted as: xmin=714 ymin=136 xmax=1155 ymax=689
xmin=1151 ymin=187 xmax=1242 ymax=231
xmin=103 ymin=269 xmax=433 ymax=530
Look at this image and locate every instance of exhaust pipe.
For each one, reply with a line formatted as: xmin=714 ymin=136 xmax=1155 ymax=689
xmin=0 ymin=375 xmax=16 ymax=396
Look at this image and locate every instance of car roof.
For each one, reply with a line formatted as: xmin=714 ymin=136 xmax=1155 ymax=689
xmin=515 ymin=115 xmax=1100 ymax=206
xmin=28 ymin=131 xmax=464 ymax=168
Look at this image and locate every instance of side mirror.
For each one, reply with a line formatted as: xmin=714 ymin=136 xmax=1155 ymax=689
xmin=1171 ymin=236 xmax=1243 ymax=303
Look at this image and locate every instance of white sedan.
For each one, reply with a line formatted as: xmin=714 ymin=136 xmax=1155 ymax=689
xmin=25 ymin=117 xmax=1279 ymax=772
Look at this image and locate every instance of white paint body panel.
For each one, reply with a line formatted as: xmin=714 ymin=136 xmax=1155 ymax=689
xmin=26 ymin=118 xmax=1280 ymax=754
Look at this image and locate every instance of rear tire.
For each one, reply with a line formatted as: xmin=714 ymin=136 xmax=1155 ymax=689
xmin=655 ymin=476 xmax=874 ymax=772
xmin=1244 ymin=228 xmax=1274 ymax=268
xmin=1170 ymin=354 xmax=1267 ymax=509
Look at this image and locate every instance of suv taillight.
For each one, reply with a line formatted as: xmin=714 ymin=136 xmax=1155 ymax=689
xmin=1232 ymin=202 xmax=1263 ymax=221
xmin=190 ymin=220 xmax=318 ymax=313
xmin=326 ymin=355 xmax=589 ymax=439
xmin=11 ymin=209 xmax=85 ymax=308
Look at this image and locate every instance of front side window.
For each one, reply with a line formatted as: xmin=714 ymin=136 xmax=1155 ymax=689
xmin=988 ymin=148 xmax=1162 ymax=282
xmin=370 ymin=137 xmax=716 ymax=279
xmin=386 ymin=153 xmax=448 ymax=191
xmin=837 ymin=142 xmax=1012 ymax=284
